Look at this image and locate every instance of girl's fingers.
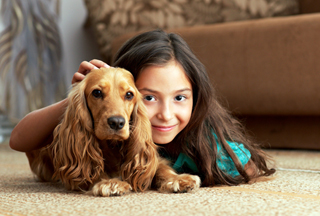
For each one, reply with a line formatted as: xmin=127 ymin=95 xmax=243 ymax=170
xmin=71 ymin=72 xmax=86 ymax=84
xmin=77 ymin=59 xmax=110 ymax=75
xmin=77 ymin=61 xmax=98 ymax=75
xmin=73 ymin=59 xmax=110 ymax=84
xmin=90 ymin=59 xmax=110 ymax=68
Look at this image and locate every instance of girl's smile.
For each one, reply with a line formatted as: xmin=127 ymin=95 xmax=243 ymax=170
xmin=152 ymin=124 xmax=177 ymax=132
xmin=135 ymin=60 xmax=193 ymax=145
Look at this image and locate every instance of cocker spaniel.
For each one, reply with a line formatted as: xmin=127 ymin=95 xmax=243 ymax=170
xmin=26 ymin=67 xmax=200 ymax=196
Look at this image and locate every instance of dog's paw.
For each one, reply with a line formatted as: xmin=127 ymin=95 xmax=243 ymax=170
xmin=90 ymin=178 xmax=132 ymax=197
xmin=159 ymin=174 xmax=201 ymax=193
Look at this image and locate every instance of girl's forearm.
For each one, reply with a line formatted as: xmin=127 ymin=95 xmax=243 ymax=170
xmin=9 ymin=98 xmax=68 ymax=152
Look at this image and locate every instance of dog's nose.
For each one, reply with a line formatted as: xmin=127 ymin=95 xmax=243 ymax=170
xmin=107 ymin=116 xmax=125 ymax=130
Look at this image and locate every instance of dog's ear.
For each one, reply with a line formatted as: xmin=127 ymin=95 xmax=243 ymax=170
xmin=121 ymin=94 xmax=159 ymax=192
xmin=50 ymin=81 xmax=104 ymax=190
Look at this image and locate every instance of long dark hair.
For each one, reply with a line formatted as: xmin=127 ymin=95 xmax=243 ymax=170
xmin=113 ymin=29 xmax=275 ymax=186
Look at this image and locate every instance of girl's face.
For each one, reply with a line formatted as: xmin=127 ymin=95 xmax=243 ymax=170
xmin=136 ymin=60 xmax=193 ymax=145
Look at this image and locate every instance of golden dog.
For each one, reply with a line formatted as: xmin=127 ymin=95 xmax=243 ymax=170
xmin=26 ymin=67 xmax=200 ymax=196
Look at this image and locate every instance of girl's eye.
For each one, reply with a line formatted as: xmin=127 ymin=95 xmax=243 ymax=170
xmin=175 ymin=95 xmax=186 ymax=102
xmin=125 ymin=92 xmax=134 ymax=100
xmin=144 ymin=95 xmax=155 ymax=101
xmin=92 ymin=89 xmax=103 ymax=98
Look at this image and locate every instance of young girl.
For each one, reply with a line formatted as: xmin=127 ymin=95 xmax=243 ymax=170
xmin=10 ymin=29 xmax=275 ymax=186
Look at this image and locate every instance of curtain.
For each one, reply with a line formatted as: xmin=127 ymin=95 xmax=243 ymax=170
xmin=0 ymin=0 xmax=66 ymax=123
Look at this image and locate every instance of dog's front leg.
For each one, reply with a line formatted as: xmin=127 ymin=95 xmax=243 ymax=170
xmin=153 ymin=159 xmax=201 ymax=193
xmin=88 ymin=173 xmax=132 ymax=197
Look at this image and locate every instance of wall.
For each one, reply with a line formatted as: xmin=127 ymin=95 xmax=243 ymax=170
xmin=59 ymin=0 xmax=100 ymax=86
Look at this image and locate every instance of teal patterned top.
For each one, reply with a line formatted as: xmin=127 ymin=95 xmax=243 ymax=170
xmin=159 ymin=134 xmax=251 ymax=178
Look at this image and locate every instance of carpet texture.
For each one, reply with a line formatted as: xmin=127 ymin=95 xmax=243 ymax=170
xmin=1 ymin=143 xmax=320 ymax=216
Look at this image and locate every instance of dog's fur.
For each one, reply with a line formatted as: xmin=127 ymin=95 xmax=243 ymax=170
xmin=26 ymin=68 xmax=200 ymax=196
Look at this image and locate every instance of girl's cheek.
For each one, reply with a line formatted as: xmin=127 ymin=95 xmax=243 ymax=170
xmin=179 ymin=103 xmax=193 ymax=124
xmin=143 ymin=104 xmax=156 ymax=121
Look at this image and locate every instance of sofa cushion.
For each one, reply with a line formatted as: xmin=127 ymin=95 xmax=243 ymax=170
xmin=84 ymin=0 xmax=299 ymax=63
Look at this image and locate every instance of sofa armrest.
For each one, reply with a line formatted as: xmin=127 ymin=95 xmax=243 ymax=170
xmin=112 ymin=13 xmax=320 ymax=116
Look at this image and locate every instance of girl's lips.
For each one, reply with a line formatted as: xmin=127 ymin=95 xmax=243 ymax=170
xmin=152 ymin=125 xmax=176 ymax=132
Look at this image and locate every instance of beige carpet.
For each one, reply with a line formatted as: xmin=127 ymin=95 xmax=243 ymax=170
xmin=1 ymin=143 xmax=320 ymax=216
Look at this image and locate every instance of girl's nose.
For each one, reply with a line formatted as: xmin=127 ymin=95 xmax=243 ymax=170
xmin=157 ymin=102 xmax=173 ymax=121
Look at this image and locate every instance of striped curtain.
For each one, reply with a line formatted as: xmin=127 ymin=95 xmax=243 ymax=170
xmin=0 ymin=0 xmax=66 ymax=123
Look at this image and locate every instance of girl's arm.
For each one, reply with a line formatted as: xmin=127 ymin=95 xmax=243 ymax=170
xmin=9 ymin=99 xmax=68 ymax=152
xmin=9 ymin=59 xmax=109 ymax=152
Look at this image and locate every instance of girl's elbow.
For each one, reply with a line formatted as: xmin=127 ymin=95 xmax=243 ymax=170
xmin=9 ymin=132 xmax=20 ymax=151
xmin=9 ymin=128 xmax=26 ymax=152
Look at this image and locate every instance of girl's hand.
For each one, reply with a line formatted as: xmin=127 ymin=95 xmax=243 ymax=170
xmin=72 ymin=59 xmax=110 ymax=84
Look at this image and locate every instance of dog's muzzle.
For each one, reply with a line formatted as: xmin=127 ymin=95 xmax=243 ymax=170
xmin=107 ymin=116 xmax=125 ymax=131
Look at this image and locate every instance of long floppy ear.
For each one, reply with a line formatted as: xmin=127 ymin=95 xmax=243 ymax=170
xmin=50 ymin=81 xmax=104 ymax=190
xmin=121 ymin=94 xmax=159 ymax=192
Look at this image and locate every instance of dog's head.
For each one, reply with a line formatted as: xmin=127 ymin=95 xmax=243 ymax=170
xmin=84 ymin=68 xmax=139 ymax=141
xmin=51 ymin=67 xmax=158 ymax=191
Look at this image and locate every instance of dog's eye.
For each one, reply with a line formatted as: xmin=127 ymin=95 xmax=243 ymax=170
xmin=125 ymin=92 xmax=134 ymax=100
xmin=92 ymin=89 xmax=103 ymax=98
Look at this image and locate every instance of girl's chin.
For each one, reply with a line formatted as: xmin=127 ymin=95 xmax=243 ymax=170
xmin=152 ymin=136 xmax=174 ymax=145
xmin=154 ymin=142 xmax=170 ymax=145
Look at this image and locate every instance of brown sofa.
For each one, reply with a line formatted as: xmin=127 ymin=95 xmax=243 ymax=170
xmin=87 ymin=1 xmax=320 ymax=150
